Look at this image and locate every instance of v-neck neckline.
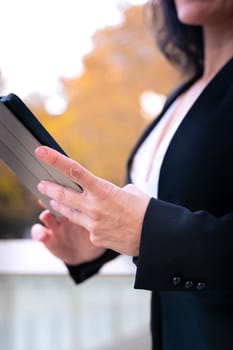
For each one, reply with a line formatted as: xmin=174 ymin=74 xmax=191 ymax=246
xmin=127 ymin=55 xmax=233 ymax=182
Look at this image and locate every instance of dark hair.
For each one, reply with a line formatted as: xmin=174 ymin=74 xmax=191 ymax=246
xmin=149 ymin=0 xmax=204 ymax=75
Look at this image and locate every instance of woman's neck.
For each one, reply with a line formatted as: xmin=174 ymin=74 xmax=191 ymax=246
xmin=202 ymin=23 xmax=233 ymax=81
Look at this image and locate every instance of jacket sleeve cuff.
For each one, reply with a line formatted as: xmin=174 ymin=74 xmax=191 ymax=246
xmin=134 ymin=198 xmax=233 ymax=292
xmin=66 ymin=249 xmax=119 ymax=284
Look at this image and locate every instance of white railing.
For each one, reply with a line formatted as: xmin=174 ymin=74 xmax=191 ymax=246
xmin=0 ymin=240 xmax=151 ymax=350
xmin=0 ymin=239 xmax=136 ymax=275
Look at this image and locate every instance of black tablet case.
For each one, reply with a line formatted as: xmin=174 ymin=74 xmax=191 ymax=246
xmin=0 ymin=93 xmax=82 ymax=214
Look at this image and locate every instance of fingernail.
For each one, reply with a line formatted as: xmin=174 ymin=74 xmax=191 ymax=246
xmin=31 ymin=226 xmax=44 ymax=241
xmin=50 ymin=200 xmax=58 ymax=209
xmin=35 ymin=147 xmax=48 ymax=159
xmin=34 ymin=231 xmax=44 ymax=241
xmin=37 ymin=181 xmax=46 ymax=193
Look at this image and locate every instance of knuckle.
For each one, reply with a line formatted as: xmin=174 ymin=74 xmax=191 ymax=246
xmin=50 ymin=152 xmax=59 ymax=167
xmin=57 ymin=186 xmax=66 ymax=202
xmin=70 ymin=164 xmax=84 ymax=179
xmin=100 ymin=182 xmax=118 ymax=200
xmin=67 ymin=207 xmax=76 ymax=223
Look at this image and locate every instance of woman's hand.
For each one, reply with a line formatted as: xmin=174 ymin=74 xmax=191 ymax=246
xmin=34 ymin=146 xmax=151 ymax=256
xmin=31 ymin=209 xmax=106 ymax=265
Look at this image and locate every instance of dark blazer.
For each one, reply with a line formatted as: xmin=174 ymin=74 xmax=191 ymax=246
xmin=68 ymin=56 xmax=233 ymax=350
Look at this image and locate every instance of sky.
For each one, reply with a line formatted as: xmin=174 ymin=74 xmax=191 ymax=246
xmin=0 ymin=0 xmax=147 ymax=106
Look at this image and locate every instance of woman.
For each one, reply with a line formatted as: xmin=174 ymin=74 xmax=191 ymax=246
xmin=31 ymin=0 xmax=233 ymax=349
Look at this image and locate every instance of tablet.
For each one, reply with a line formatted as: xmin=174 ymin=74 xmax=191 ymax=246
xmin=0 ymin=93 xmax=83 ymax=214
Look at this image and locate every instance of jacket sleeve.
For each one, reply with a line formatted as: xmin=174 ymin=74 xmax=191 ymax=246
xmin=134 ymin=198 xmax=233 ymax=292
xmin=66 ymin=249 xmax=119 ymax=284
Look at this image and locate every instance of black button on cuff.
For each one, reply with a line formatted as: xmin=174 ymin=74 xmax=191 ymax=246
xmin=196 ymin=282 xmax=206 ymax=291
xmin=185 ymin=281 xmax=193 ymax=289
xmin=172 ymin=276 xmax=182 ymax=286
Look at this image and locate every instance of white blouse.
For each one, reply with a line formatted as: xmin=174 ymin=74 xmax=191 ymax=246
xmin=130 ymin=99 xmax=186 ymax=198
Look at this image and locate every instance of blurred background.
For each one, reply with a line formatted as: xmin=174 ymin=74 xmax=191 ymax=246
xmin=0 ymin=0 xmax=180 ymax=349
